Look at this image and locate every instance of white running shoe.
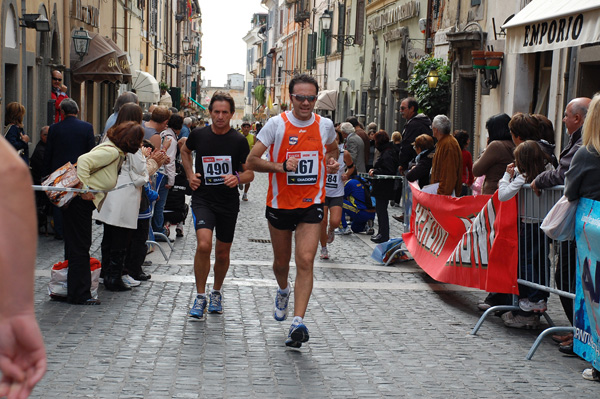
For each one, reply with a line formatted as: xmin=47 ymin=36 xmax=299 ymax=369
xmin=320 ymin=246 xmax=329 ymax=259
xmin=122 ymin=274 xmax=141 ymax=288
xmin=327 ymin=229 xmax=335 ymax=243
xmin=242 ymin=193 xmax=248 ymax=201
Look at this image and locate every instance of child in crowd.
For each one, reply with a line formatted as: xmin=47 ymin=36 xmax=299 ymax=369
xmin=498 ymin=140 xmax=551 ymax=329
xmin=164 ymin=161 xmax=192 ymax=238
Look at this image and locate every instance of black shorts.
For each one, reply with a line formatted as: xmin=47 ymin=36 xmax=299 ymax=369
xmin=191 ymin=203 xmax=238 ymax=243
xmin=266 ymin=204 xmax=324 ymax=231
xmin=324 ymin=196 xmax=343 ymax=208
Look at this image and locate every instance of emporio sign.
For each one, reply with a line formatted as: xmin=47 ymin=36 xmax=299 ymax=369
xmin=367 ymin=1 xmax=419 ymax=34
xmin=503 ymin=0 xmax=600 ymax=54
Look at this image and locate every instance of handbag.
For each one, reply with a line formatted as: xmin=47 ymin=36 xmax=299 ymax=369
xmin=41 ymin=162 xmax=81 ymax=208
xmin=48 ymin=258 xmax=101 ymax=299
xmin=541 ymin=195 xmax=578 ymax=241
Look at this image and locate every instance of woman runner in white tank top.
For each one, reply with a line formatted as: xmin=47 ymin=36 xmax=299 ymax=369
xmin=319 ymin=130 xmax=353 ymax=259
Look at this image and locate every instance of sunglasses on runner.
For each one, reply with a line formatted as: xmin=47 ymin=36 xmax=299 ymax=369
xmin=291 ymin=94 xmax=317 ymax=102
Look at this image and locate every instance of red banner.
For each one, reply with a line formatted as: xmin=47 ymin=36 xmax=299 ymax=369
xmin=402 ymin=182 xmax=519 ymax=294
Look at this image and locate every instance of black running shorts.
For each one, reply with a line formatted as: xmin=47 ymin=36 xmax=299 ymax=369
xmin=265 ymin=204 xmax=324 ymax=231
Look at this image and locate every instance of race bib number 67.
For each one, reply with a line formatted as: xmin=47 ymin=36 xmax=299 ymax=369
xmin=202 ymin=156 xmax=233 ymax=185
xmin=287 ymin=151 xmax=319 ymax=185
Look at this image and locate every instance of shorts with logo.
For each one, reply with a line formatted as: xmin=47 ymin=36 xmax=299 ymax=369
xmin=266 ymin=204 xmax=324 ymax=231
xmin=191 ymin=199 xmax=239 ymax=243
xmin=324 ymin=196 xmax=343 ymax=208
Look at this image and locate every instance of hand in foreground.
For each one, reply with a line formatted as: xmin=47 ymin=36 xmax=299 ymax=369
xmin=188 ymin=173 xmax=202 ymax=190
xmin=79 ymin=192 xmax=95 ymax=201
xmin=222 ymin=174 xmax=239 ymax=188
xmin=506 ymin=163 xmax=515 ymax=178
xmin=368 ymin=168 xmax=375 ymax=177
xmin=326 ymin=157 xmax=340 ymax=174
xmin=0 ymin=314 xmax=47 ymax=399
xmin=530 ymin=180 xmax=541 ymax=196
xmin=284 ymin=156 xmax=299 ymax=173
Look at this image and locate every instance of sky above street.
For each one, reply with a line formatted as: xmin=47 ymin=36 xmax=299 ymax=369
xmin=200 ymin=0 xmax=267 ymax=87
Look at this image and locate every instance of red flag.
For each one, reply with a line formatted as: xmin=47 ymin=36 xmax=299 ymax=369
xmin=403 ymin=182 xmax=519 ymax=294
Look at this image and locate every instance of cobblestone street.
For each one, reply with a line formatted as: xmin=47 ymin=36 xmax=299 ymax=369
xmin=30 ymin=173 xmax=598 ymax=398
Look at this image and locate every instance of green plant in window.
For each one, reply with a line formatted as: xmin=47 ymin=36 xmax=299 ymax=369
xmin=254 ymin=85 xmax=266 ymax=105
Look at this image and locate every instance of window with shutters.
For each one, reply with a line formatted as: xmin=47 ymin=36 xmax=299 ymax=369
xmin=355 ymin=0 xmax=365 ymax=46
xmin=319 ymin=27 xmax=331 ymax=57
xmin=150 ymin=0 xmax=158 ymax=36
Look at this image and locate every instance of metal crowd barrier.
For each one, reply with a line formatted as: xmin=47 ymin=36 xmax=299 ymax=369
xmin=471 ymin=184 xmax=576 ymax=360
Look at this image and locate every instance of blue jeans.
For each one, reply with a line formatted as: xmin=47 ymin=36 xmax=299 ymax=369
xmin=151 ymin=173 xmax=169 ymax=234
xmin=341 ymin=200 xmax=375 ymax=232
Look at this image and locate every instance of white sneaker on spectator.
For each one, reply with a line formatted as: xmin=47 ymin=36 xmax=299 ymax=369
xmin=501 ymin=311 xmax=540 ymax=329
xmin=519 ymin=298 xmax=547 ymax=313
xmin=582 ymin=368 xmax=600 ymax=381
xmin=122 ymin=275 xmax=141 ymax=288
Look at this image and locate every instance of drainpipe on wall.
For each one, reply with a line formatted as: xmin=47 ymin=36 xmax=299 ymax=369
xmin=21 ymin=0 xmax=28 ymax=112
xmin=63 ymin=0 xmax=71 ymax=92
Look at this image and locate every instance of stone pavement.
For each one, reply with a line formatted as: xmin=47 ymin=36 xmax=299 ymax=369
xmin=29 ymin=173 xmax=598 ymax=398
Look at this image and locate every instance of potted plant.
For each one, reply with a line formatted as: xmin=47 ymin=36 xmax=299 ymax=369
xmin=280 ymin=102 xmax=288 ymax=111
xmin=485 ymin=51 xmax=504 ymax=69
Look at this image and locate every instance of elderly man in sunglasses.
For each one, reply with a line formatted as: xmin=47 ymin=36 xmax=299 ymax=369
xmin=51 ymin=70 xmax=69 ymax=124
xmin=247 ymin=74 xmax=339 ymax=348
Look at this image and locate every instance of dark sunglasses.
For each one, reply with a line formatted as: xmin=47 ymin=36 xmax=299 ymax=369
xmin=291 ymin=94 xmax=317 ymax=102
xmin=400 ymin=106 xmax=407 ymax=110
xmin=52 ymin=77 xmax=62 ymax=82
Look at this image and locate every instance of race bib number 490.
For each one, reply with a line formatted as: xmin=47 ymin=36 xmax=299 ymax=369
xmin=202 ymin=156 xmax=233 ymax=185
xmin=287 ymin=151 xmax=319 ymax=185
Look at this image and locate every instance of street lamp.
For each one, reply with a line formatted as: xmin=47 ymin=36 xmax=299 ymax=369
xmin=320 ymin=11 xmax=333 ymax=89
xmin=182 ymin=36 xmax=190 ymax=52
xmin=72 ymin=27 xmax=91 ymax=61
xmin=277 ymin=55 xmax=298 ymax=77
xmin=20 ymin=14 xmax=50 ymax=32
xmin=427 ymin=69 xmax=439 ymax=89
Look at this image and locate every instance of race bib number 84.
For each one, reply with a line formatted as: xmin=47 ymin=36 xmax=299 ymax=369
xmin=202 ymin=156 xmax=233 ymax=185
xmin=287 ymin=151 xmax=319 ymax=185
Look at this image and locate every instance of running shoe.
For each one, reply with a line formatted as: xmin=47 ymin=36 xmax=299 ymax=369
xmin=285 ymin=323 xmax=309 ymax=348
xmin=273 ymin=288 xmax=290 ymax=321
xmin=334 ymin=226 xmax=352 ymax=235
xmin=327 ymin=229 xmax=335 ymax=243
xmin=518 ymin=298 xmax=547 ymax=313
xmin=242 ymin=193 xmax=248 ymax=201
xmin=320 ymin=246 xmax=329 ymax=260
xmin=208 ymin=291 xmax=223 ymax=314
xmin=189 ymin=295 xmax=208 ymax=320
xmin=176 ymin=222 xmax=184 ymax=237
xmin=163 ymin=222 xmax=170 ymax=237
xmin=122 ymin=274 xmax=141 ymax=287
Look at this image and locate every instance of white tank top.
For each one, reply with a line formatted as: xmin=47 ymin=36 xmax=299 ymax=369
xmin=325 ymin=144 xmax=345 ymax=198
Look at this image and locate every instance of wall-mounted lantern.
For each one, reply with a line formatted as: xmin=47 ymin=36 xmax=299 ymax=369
xmin=72 ymin=27 xmax=91 ymax=61
xmin=20 ymin=14 xmax=50 ymax=32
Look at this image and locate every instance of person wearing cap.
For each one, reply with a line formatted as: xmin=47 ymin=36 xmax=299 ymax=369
xmin=240 ymin=121 xmax=255 ymax=201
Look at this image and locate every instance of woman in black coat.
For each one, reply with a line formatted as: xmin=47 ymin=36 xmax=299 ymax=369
xmin=404 ymin=134 xmax=435 ymax=188
xmin=369 ymin=130 xmax=399 ymax=243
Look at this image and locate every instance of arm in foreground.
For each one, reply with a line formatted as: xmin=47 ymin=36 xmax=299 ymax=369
xmin=0 ymin=137 xmax=47 ymax=399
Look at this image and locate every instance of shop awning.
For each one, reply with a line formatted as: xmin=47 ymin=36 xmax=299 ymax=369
xmin=315 ymin=90 xmax=337 ymax=111
xmin=103 ymin=37 xmax=132 ymax=84
xmin=502 ymin=0 xmax=600 ymax=54
xmin=131 ymin=70 xmax=160 ymax=103
xmin=70 ymin=31 xmax=123 ymax=84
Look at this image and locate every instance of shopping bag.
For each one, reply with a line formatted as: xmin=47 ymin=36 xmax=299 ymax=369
xmin=471 ymin=175 xmax=485 ymax=196
xmin=48 ymin=257 xmax=102 ymax=299
xmin=541 ymin=195 xmax=578 ymax=241
xmin=41 ymin=162 xmax=80 ymax=207
xmin=371 ymin=237 xmax=410 ymax=264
